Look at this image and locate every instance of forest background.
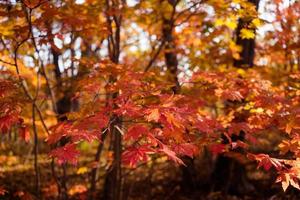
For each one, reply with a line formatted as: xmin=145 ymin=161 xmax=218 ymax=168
xmin=0 ymin=0 xmax=300 ymax=199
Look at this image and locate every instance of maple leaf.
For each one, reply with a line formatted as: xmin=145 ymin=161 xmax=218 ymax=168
xmin=159 ymin=144 xmax=184 ymax=165
xmin=47 ymin=122 xmax=71 ymax=144
xmin=145 ymin=108 xmax=160 ymax=122
xmin=251 ymin=18 xmax=262 ymax=27
xmin=122 ymin=145 xmax=154 ymax=167
xmin=77 ymin=113 xmax=109 ymax=130
xmin=49 ymin=143 xmax=80 ymax=165
xmin=276 ymin=172 xmax=300 ymax=192
xmin=47 ymin=113 xmax=108 ymax=145
xmin=164 ymin=112 xmax=183 ymax=129
xmin=124 ymin=125 xmax=149 ymax=141
xmin=240 ymin=28 xmax=255 ymax=39
xmin=248 ymin=153 xmax=282 ymax=171
xmin=114 ymin=99 xmax=142 ymax=118
xmin=195 ymin=117 xmax=222 ymax=134
xmin=172 ymin=143 xmax=198 ymax=158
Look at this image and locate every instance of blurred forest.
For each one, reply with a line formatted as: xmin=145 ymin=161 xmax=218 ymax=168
xmin=0 ymin=0 xmax=300 ymax=199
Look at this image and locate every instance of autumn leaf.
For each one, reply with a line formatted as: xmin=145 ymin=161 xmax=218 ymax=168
xmin=248 ymin=153 xmax=282 ymax=171
xmin=124 ymin=125 xmax=149 ymax=141
xmin=145 ymin=108 xmax=160 ymax=122
xmin=76 ymin=167 xmax=88 ymax=175
xmin=49 ymin=143 xmax=80 ymax=165
xmin=251 ymin=18 xmax=262 ymax=27
xmin=276 ymin=172 xmax=300 ymax=192
xmin=240 ymin=28 xmax=255 ymax=39
xmin=47 ymin=122 xmax=70 ymax=144
xmin=122 ymin=145 xmax=154 ymax=167
xmin=159 ymin=144 xmax=185 ymax=165
xmin=172 ymin=143 xmax=198 ymax=158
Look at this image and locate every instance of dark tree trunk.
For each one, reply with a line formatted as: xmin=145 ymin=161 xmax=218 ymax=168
xmin=234 ymin=0 xmax=260 ymax=68
xmin=103 ymin=118 xmax=122 ymax=200
xmin=212 ymin=0 xmax=260 ymax=195
xmin=102 ymin=1 xmax=123 ymax=199
xmin=162 ymin=17 xmax=180 ymax=93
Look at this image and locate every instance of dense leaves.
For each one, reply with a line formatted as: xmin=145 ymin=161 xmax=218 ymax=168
xmin=0 ymin=0 xmax=300 ymax=198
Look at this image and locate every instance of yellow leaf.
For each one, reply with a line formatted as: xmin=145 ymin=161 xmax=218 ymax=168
xmin=76 ymin=167 xmax=88 ymax=175
xmin=278 ymin=140 xmax=290 ymax=155
xmin=229 ymin=41 xmax=242 ymax=59
xmin=244 ymin=102 xmax=254 ymax=110
xmin=240 ymin=28 xmax=255 ymax=39
xmin=225 ymin=20 xmax=237 ymax=30
xmin=252 ymin=18 xmax=262 ymax=27
xmin=215 ymin=18 xmax=224 ymax=26
xmin=250 ymin=107 xmax=264 ymax=114
xmin=237 ymin=69 xmax=246 ymax=76
xmin=146 ymin=108 xmax=160 ymax=122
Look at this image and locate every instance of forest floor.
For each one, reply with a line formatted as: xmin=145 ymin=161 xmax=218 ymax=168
xmin=0 ymin=147 xmax=299 ymax=200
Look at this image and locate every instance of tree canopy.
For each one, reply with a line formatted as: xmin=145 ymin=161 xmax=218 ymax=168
xmin=0 ymin=0 xmax=300 ymax=199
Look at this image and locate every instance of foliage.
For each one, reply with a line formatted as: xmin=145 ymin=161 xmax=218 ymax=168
xmin=0 ymin=0 xmax=300 ymax=198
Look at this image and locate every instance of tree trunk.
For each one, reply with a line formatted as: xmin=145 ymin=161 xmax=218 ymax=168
xmin=162 ymin=16 xmax=180 ymax=93
xmin=102 ymin=1 xmax=123 ymax=199
xmin=234 ymin=0 xmax=260 ymax=68
xmin=212 ymin=0 xmax=260 ymax=195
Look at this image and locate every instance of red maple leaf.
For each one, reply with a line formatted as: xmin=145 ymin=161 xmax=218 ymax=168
xmin=122 ymin=145 xmax=154 ymax=167
xmin=49 ymin=143 xmax=80 ymax=165
xmin=159 ymin=144 xmax=185 ymax=165
xmin=124 ymin=125 xmax=149 ymax=141
xmin=172 ymin=143 xmax=198 ymax=158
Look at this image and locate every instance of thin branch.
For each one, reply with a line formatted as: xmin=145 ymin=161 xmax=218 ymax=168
xmin=0 ymin=58 xmax=15 ymax=66
xmin=144 ymin=40 xmax=166 ymax=72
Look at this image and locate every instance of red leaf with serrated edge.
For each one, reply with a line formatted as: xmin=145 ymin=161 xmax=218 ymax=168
xmin=159 ymin=144 xmax=185 ymax=165
xmin=114 ymin=99 xmax=142 ymax=118
xmin=47 ymin=122 xmax=71 ymax=144
xmin=122 ymin=145 xmax=154 ymax=167
xmin=248 ymin=153 xmax=282 ymax=171
xmin=124 ymin=125 xmax=149 ymax=141
xmin=195 ymin=117 xmax=222 ymax=134
xmin=47 ymin=112 xmax=108 ymax=145
xmin=172 ymin=143 xmax=198 ymax=158
xmin=49 ymin=143 xmax=80 ymax=165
